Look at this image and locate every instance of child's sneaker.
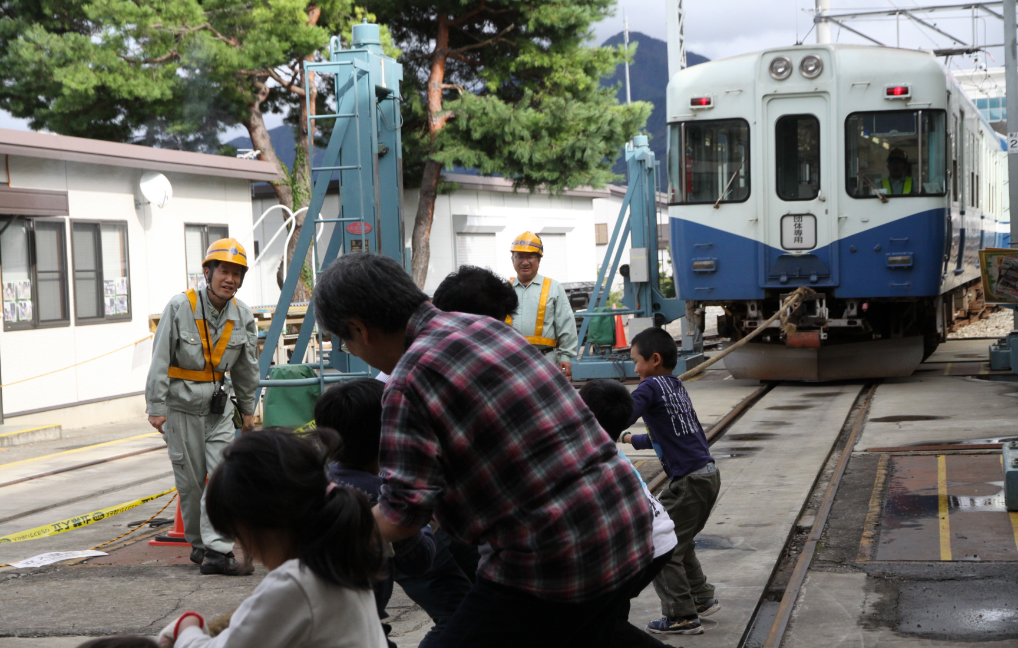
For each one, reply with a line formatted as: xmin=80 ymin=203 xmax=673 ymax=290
xmin=647 ymin=615 xmax=704 ymax=635
xmin=696 ymin=598 xmax=721 ymax=617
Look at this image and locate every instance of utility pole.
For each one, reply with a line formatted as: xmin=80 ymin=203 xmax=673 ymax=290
xmin=623 ymin=6 xmax=632 ymax=105
xmin=1006 ymin=0 xmax=1018 ymax=332
xmin=816 ymin=0 xmax=831 ymax=44
xmin=666 ymin=0 xmax=686 ymax=78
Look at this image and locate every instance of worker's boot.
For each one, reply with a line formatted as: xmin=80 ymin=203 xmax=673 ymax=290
xmin=189 ymin=547 xmax=205 ymax=565
xmin=200 ymin=549 xmax=254 ymax=576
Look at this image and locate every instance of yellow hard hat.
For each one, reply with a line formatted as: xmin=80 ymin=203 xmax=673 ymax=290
xmin=510 ymin=231 xmax=543 ymax=257
xmin=203 ymin=238 xmax=249 ymax=269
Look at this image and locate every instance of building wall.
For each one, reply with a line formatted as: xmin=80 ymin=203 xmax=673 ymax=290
xmin=0 ymin=156 xmax=256 ymax=424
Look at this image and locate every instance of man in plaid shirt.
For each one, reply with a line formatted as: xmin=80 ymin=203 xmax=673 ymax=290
xmin=313 ymin=254 xmax=655 ymax=647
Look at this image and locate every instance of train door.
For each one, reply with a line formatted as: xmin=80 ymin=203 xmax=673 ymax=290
xmin=762 ymin=96 xmax=833 ymax=287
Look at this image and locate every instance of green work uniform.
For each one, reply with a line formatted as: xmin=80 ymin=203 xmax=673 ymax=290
xmin=145 ymin=289 xmax=259 ymax=554
xmin=510 ymin=274 xmax=578 ymax=364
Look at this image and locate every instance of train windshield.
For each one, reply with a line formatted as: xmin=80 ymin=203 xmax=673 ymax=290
xmin=668 ymin=119 xmax=750 ymax=205
xmin=845 ymin=110 xmax=946 ymax=198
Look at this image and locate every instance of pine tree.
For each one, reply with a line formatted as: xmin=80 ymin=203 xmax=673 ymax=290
xmin=364 ymin=0 xmax=650 ymax=287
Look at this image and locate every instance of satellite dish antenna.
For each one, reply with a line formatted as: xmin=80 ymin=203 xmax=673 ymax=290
xmin=139 ymin=171 xmax=173 ymax=208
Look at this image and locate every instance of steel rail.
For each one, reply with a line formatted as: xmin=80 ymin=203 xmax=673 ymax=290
xmin=647 ymin=382 xmax=775 ymax=493
xmin=761 ymin=382 xmax=879 ymax=648
xmin=0 ymin=446 xmax=165 ymax=490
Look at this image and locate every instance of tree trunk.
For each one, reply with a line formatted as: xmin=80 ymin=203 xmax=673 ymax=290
xmin=244 ymin=81 xmax=292 ymax=211
xmin=410 ymin=13 xmax=450 ymax=288
xmin=279 ymin=58 xmax=316 ymax=304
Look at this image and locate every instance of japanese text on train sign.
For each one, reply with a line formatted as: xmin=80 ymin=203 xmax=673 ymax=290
xmin=781 ymin=214 xmax=816 ymax=251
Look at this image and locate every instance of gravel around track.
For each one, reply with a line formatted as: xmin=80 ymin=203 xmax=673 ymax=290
xmin=949 ymin=309 xmax=1017 ymax=338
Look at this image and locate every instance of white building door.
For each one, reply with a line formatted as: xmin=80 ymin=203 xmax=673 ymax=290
xmin=538 ymin=233 xmax=568 ymax=282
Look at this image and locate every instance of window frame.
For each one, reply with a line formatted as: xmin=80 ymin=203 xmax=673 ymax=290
xmin=1 ymin=216 xmax=70 ymax=332
xmin=844 ymin=109 xmax=948 ymax=200
xmin=70 ymin=219 xmax=132 ymax=326
xmin=184 ymin=223 xmax=230 ymax=288
xmin=667 ymin=117 xmax=752 ymax=206
xmin=774 ymin=114 xmax=821 ymax=202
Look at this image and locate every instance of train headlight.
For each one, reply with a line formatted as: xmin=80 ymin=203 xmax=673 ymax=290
xmin=799 ymin=55 xmax=823 ymax=79
xmin=769 ymin=56 xmax=792 ymax=80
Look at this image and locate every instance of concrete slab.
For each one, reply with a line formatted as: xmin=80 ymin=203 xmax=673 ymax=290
xmin=784 ymin=570 xmax=1018 ymax=647
xmin=854 ymin=376 xmax=1018 ymax=451
xmin=624 ymin=383 xmax=862 ymax=647
xmin=0 ymin=424 xmax=62 ymax=448
xmin=924 ymin=338 xmax=994 ymax=364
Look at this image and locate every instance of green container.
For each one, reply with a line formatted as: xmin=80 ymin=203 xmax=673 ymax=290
xmin=587 ymin=307 xmax=616 ymax=347
xmin=262 ymin=364 xmax=321 ymax=430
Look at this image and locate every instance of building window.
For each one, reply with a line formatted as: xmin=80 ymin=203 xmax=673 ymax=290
xmin=1 ymin=217 xmax=69 ymax=331
xmin=185 ymin=224 xmax=229 ymax=290
xmin=657 ymin=223 xmax=670 ymax=249
xmin=595 ymin=223 xmax=609 ymax=245
xmin=72 ymin=221 xmax=131 ymax=324
xmin=455 ymin=233 xmax=495 ymax=269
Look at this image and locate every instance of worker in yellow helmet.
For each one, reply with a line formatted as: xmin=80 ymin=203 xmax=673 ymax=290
xmin=508 ymin=232 xmax=579 ymax=378
xmin=145 ymin=238 xmax=259 ymax=576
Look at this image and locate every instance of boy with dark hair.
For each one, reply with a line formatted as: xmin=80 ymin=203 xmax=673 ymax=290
xmin=432 ymin=266 xmax=519 ymax=322
xmin=578 ymin=379 xmax=676 ymax=648
xmin=619 ymin=326 xmax=721 ymax=636
xmin=315 ymin=378 xmax=470 ymax=648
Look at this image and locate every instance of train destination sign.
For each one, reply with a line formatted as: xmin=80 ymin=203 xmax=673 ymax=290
xmin=781 ymin=214 xmax=816 ymax=250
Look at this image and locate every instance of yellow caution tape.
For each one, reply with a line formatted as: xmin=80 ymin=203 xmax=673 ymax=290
xmin=0 ymin=488 xmax=176 ymax=545
xmin=292 ymin=419 xmax=317 ymax=436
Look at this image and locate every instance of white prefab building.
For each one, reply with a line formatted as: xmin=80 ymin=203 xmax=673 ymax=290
xmin=0 ymin=129 xmax=278 ymax=429
xmin=249 ymin=173 xmax=666 ymax=301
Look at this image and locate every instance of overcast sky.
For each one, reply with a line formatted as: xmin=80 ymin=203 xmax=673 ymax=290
xmin=1 ymin=1 xmax=1008 ymax=134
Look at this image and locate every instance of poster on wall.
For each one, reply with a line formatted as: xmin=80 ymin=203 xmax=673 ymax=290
xmin=979 ymin=248 xmax=1018 ymax=304
xmin=187 ymin=274 xmax=207 ymax=291
xmin=105 ymin=296 xmax=116 ymax=316
xmin=16 ymin=280 xmax=30 ymax=301
xmin=115 ymin=277 xmax=128 ymax=295
xmin=18 ymin=300 xmax=32 ymax=321
xmin=2 ymin=283 xmax=14 ymax=302
xmin=104 ymin=280 xmax=116 ymax=298
xmin=3 ymin=301 xmax=16 ymax=322
xmin=115 ymin=295 xmax=128 ymax=315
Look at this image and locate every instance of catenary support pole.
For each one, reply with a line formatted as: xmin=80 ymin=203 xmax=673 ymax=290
xmin=816 ymin=0 xmax=831 ymax=44
xmin=1006 ymin=0 xmax=1018 ymax=331
xmin=666 ymin=0 xmax=686 ymax=77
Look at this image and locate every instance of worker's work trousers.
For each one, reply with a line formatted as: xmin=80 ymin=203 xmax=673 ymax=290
xmin=653 ymin=465 xmax=721 ymax=618
xmin=164 ymin=407 xmax=235 ymax=554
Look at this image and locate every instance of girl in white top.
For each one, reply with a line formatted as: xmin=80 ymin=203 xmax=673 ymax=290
xmin=157 ymin=430 xmax=389 ymax=648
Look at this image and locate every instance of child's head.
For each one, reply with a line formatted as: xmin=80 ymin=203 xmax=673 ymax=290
xmin=578 ymin=379 xmax=634 ymax=440
xmin=206 ymin=429 xmax=383 ymax=589
xmin=432 ymin=265 xmax=519 ymax=321
xmin=77 ymin=638 xmax=157 ymax=648
xmin=630 ymin=327 xmax=678 ymax=379
xmin=313 ymin=378 xmax=385 ymax=470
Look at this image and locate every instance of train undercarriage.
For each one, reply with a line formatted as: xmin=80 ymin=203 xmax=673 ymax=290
xmin=698 ymin=279 xmax=995 ymax=381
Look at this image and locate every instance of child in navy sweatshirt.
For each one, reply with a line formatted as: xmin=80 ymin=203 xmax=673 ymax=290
xmin=618 ymin=327 xmax=721 ymax=636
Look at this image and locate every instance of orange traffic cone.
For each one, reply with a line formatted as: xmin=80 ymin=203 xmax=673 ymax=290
xmin=614 ymin=313 xmax=628 ymax=349
xmin=149 ymin=496 xmax=189 ymax=546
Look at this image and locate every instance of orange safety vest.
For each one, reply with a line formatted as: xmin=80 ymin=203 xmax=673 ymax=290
xmin=505 ymin=277 xmax=558 ymax=347
xmin=167 ymin=289 xmax=235 ymax=382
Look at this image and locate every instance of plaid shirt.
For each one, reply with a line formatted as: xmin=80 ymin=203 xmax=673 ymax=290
xmin=377 ymin=303 xmax=654 ymax=601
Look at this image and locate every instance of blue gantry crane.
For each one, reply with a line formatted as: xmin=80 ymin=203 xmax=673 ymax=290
xmin=255 ymin=22 xmax=404 ymax=403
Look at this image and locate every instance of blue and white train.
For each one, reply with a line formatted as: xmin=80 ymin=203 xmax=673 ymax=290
xmin=667 ymin=44 xmax=1010 ymax=380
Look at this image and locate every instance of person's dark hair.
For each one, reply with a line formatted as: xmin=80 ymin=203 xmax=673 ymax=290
xmin=578 ymin=379 xmax=634 ymax=439
xmin=314 ymin=378 xmax=385 ymax=468
xmin=77 ymin=637 xmax=158 ymax=648
xmin=631 ymin=326 xmax=678 ymax=370
xmin=432 ymin=265 xmax=519 ymax=321
xmin=313 ymin=253 xmax=428 ymax=339
xmin=206 ymin=429 xmax=383 ymax=589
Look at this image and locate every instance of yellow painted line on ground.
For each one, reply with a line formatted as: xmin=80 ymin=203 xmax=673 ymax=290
xmin=1010 ymin=512 xmax=1018 ymax=553
xmin=0 ymin=433 xmax=160 ymax=471
xmin=944 ymin=362 xmax=953 ymax=376
xmin=0 ymin=424 xmax=59 ymax=439
xmin=857 ymin=454 xmax=890 ymax=563
xmin=938 ymin=455 xmax=952 ymax=561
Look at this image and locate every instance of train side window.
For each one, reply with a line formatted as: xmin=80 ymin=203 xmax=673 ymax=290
xmin=775 ymin=114 xmax=820 ymax=201
xmin=667 ymin=118 xmax=750 ymax=205
xmin=845 ymin=110 xmax=946 ymax=199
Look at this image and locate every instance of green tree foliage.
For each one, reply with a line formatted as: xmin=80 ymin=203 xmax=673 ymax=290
xmin=364 ymin=0 xmax=650 ymax=286
xmin=0 ymin=0 xmax=392 ymax=300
